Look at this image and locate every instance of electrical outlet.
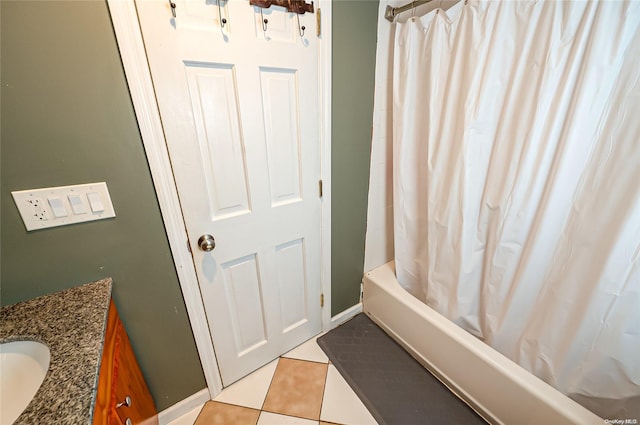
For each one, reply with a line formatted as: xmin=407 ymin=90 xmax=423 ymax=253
xmin=26 ymin=198 xmax=49 ymax=221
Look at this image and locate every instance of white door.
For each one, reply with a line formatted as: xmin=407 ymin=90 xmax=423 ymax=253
xmin=135 ymin=0 xmax=323 ymax=386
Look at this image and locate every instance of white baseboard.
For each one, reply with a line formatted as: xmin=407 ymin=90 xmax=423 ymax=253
xmin=330 ymin=302 xmax=363 ymax=329
xmin=158 ymin=388 xmax=210 ymax=425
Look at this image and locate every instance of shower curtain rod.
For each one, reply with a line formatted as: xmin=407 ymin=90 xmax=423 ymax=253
xmin=385 ymin=0 xmax=432 ymax=22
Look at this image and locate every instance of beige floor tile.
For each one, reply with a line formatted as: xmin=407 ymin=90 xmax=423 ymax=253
xmin=283 ymin=333 xmax=329 ymax=363
xmin=194 ymin=401 xmax=260 ymax=425
xmin=165 ymin=404 xmax=204 ymax=425
xmin=320 ymin=365 xmax=378 ymax=425
xmin=214 ymin=359 xmax=279 ymax=409
xmin=262 ymin=357 xmax=328 ymax=420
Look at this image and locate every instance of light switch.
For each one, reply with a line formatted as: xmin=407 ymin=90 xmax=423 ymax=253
xmin=87 ymin=192 xmax=105 ymax=213
xmin=47 ymin=197 xmax=68 ymax=218
xmin=68 ymin=194 xmax=87 ymax=214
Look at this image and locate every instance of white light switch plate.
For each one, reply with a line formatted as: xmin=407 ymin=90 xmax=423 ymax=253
xmin=12 ymin=182 xmax=116 ymax=231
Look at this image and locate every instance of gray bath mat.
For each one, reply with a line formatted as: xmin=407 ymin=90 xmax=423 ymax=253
xmin=317 ymin=313 xmax=487 ymax=425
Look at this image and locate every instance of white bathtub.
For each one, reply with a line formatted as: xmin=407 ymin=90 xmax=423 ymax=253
xmin=363 ymin=262 xmax=603 ymax=425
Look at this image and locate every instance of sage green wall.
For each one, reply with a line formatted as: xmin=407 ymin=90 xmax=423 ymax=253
xmin=331 ymin=1 xmax=379 ymax=315
xmin=0 ymin=0 xmax=206 ymax=410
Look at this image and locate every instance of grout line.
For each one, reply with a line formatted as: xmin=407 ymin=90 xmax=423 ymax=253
xmin=208 ymin=400 xmax=261 ymax=411
xmin=260 ymin=357 xmax=280 ymax=412
xmin=289 ymin=357 xmax=329 ymax=366
xmin=318 ymin=362 xmax=330 ymax=424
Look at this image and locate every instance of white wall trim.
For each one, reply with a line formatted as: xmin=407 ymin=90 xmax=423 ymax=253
xmin=106 ymin=0 xmax=223 ymax=398
xmin=157 ymin=388 xmax=210 ymax=425
xmin=319 ymin=0 xmax=333 ymax=333
xmin=331 ymin=302 xmax=363 ymax=329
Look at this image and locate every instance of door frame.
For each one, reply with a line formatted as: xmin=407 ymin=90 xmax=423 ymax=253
xmin=107 ymin=0 xmax=332 ymax=400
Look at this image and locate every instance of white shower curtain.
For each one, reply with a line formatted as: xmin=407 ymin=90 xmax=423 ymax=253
xmin=392 ymin=0 xmax=640 ymax=419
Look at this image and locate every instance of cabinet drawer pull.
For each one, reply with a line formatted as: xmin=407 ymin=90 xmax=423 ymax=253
xmin=125 ymin=419 xmax=132 ymax=425
xmin=116 ymin=395 xmax=132 ymax=408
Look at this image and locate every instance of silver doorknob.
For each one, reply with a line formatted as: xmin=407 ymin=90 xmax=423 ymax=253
xmin=198 ymin=234 xmax=216 ymax=252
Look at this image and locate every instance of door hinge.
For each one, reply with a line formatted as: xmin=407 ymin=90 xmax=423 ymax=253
xmin=316 ymin=8 xmax=322 ymax=37
xmin=319 ymin=179 xmax=323 ymax=198
xmin=320 ymin=293 xmax=324 ymax=308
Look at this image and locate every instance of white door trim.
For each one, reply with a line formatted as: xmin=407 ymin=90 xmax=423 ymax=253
xmin=318 ymin=0 xmax=333 ymax=333
xmin=106 ymin=0 xmax=332 ymax=398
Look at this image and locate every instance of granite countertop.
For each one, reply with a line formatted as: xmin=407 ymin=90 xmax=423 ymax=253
xmin=0 ymin=279 xmax=113 ymax=425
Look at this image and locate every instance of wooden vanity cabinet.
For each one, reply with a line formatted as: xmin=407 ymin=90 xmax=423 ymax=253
xmin=93 ymin=301 xmax=158 ymax=425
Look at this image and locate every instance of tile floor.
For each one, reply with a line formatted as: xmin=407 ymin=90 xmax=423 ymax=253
xmin=167 ymin=334 xmax=379 ymax=425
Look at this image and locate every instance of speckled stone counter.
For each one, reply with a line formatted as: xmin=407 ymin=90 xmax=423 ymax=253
xmin=0 ymin=279 xmax=112 ymax=425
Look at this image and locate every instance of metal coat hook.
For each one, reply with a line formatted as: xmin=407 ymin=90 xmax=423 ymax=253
xmin=296 ymin=13 xmax=305 ymax=37
xmin=217 ymin=0 xmax=228 ymax=27
xmin=168 ymin=0 xmax=176 ymax=18
xmin=260 ymin=8 xmax=268 ymax=32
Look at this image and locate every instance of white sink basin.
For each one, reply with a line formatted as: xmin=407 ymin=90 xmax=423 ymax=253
xmin=0 ymin=340 xmax=50 ymax=425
